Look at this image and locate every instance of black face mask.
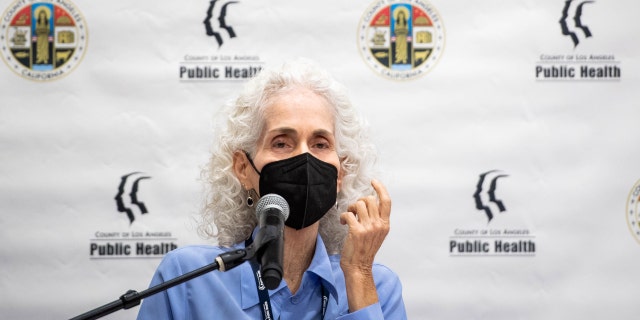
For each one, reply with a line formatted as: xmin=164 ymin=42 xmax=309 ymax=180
xmin=246 ymin=152 xmax=338 ymax=230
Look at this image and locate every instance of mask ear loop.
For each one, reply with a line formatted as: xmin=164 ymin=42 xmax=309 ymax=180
xmin=243 ymin=151 xmax=261 ymax=175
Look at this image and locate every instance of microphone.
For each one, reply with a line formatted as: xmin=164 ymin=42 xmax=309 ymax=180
xmin=254 ymin=193 xmax=289 ymax=290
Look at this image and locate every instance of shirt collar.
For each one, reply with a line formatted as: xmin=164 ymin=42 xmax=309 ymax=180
xmin=240 ymin=233 xmax=339 ymax=309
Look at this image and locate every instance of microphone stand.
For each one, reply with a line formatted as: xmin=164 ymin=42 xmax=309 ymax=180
xmin=69 ymin=226 xmax=279 ymax=320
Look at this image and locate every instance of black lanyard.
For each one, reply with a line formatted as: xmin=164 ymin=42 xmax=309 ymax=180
xmin=246 ymin=240 xmax=329 ymax=320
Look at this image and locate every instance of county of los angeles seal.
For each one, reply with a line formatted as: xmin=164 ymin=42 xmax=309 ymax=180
xmin=626 ymin=179 xmax=640 ymax=245
xmin=1 ymin=0 xmax=88 ymax=81
xmin=358 ymin=0 xmax=445 ymax=81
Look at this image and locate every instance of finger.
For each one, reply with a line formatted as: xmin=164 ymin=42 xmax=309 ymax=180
xmin=346 ymin=200 xmax=363 ymax=217
xmin=361 ymin=195 xmax=380 ymax=220
xmin=340 ymin=211 xmax=357 ymax=226
xmin=354 ymin=199 xmax=374 ymax=225
xmin=371 ymin=179 xmax=391 ymax=221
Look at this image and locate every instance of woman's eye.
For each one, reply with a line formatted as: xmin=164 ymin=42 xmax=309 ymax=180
xmin=271 ymin=137 xmax=292 ymax=149
xmin=312 ymin=138 xmax=332 ymax=150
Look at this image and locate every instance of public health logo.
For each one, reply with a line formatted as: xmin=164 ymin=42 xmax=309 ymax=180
xmin=473 ymin=170 xmax=509 ymax=223
xmin=449 ymin=170 xmax=535 ymax=257
xmin=358 ymin=0 xmax=445 ymax=81
xmin=204 ymin=0 xmax=238 ymax=48
xmin=1 ymin=0 xmax=88 ymax=81
xmin=626 ymin=179 xmax=640 ymax=245
xmin=115 ymin=172 xmax=151 ymax=224
xmin=559 ymin=0 xmax=594 ymax=47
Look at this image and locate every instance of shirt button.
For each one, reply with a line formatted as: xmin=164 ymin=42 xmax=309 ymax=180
xmin=290 ymin=296 xmax=299 ymax=304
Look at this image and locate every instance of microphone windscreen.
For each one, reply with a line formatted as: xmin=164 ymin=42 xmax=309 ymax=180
xmin=255 ymin=193 xmax=290 ymax=221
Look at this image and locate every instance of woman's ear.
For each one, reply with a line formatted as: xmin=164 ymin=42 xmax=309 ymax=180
xmin=232 ymin=151 xmax=253 ymax=190
xmin=337 ymin=156 xmax=346 ymax=193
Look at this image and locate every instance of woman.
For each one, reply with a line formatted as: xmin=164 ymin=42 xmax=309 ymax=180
xmin=137 ymin=59 xmax=406 ymax=319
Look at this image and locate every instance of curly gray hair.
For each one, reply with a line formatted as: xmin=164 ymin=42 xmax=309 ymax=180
xmin=198 ymin=59 xmax=378 ymax=254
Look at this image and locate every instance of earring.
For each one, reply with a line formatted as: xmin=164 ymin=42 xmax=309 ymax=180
xmin=247 ymin=189 xmax=255 ymax=207
xmin=241 ymin=184 xmax=254 ymax=207
xmin=247 ymin=192 xmax=253 ymax=208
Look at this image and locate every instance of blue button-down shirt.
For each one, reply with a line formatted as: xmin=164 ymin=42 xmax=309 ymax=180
xmin=137 ymin=235 xmax=406 ymax=319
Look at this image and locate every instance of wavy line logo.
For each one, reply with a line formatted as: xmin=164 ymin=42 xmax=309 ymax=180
xmin=115 ymin=172 xmax=151 ymax=224
xmin=559 ymin=0 xmax=594 ymax=47
xmin=473 ymin=170 xmax=509 ymax=223
xmin=204 ymin=0 xmax=238 ymax=47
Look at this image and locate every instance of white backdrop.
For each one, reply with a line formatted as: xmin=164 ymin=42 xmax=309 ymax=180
xmin=1 ymin=0 xmax=639 ymax=319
